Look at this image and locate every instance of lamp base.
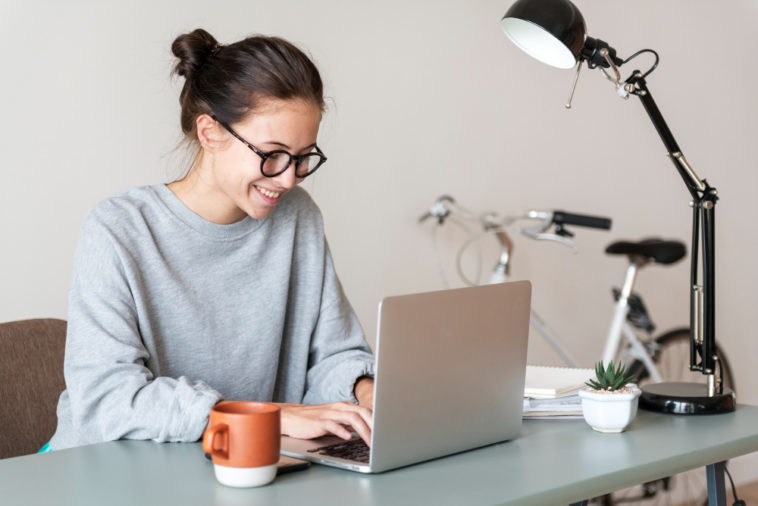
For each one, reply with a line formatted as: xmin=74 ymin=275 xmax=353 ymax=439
xmin=639 ymin=382 xmax=735 ymax=415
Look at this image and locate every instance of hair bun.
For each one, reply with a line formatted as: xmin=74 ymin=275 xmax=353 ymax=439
xmin=172 ymin=28 xmax=221 ymax=80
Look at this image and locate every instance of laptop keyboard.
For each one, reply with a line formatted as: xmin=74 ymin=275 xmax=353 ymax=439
xmin=307 ymin=438 xmax=370 ymax=464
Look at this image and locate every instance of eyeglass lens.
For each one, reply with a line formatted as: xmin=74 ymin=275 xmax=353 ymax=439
xmin=263 ymin=152 xmax=323 ymax=177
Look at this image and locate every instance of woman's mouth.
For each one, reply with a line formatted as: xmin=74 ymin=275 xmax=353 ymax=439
xmin=253 ymin=184 xmax=283 ymax=204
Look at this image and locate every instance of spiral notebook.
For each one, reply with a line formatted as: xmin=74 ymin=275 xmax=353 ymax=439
xmin=524 ymin=365 xmax=593 ymax=399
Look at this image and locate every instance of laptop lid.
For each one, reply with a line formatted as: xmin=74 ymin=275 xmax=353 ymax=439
xmin=369 ymin=280 xmax=531 ymax=472
xmin=280 ymin=280 xmax=531 ymax=473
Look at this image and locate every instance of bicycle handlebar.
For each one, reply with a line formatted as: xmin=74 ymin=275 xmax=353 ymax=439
xmin=552 ymin=210 xmax=612 ymax=230
xmin=419 ymin=196 xmax=613 ymax=286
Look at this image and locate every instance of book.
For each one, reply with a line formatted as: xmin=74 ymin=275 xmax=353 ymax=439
xmin=522 ymin=393 xmax=582 ymax=419
xmin=523 ymin=411 xmax=583 ymax=419
xmin=524 ymin=365 xmax=594 ymax=399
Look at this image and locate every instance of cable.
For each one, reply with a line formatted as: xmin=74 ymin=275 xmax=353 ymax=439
xmin=446 ymin=200 xmax=480 ymax=222
xmin=431 ymin=223 xmax=450 ymax=289
xmin=455 ymin=228 xmax=507 ymax=287
xmin=451 ymin=217 xmax=483 ymax=286
xmin=430 ymin=216 xmax=482 ymax=288
xmin=724 ymin=465 xmax=746 ymax=506
xmin=621 ymin=48 xmax=659 ymax=79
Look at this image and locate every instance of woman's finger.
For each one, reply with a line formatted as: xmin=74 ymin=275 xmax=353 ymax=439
xmin=331 ymin=402 xmax=373 ymax=431
xmin=323 ymin=420 xmax=353 ymax=441
xmin=325 ymin=409 xmax=371 ymax=446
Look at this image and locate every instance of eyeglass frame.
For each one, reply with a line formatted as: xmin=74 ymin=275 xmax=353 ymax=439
xmin=210 ymin=115 xmax=327 ymax=178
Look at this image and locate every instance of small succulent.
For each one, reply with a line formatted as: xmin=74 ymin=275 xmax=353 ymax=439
xmin=585 ymin=361 xmax=636 ymax=392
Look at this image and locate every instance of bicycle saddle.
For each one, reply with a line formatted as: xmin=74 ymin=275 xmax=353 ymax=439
xmin=605 ymin=239 xmax=686 ymax=265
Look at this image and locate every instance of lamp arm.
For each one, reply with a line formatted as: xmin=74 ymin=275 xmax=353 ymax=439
xmin=624 ymin=73 xmax=720 ymax=389
xmin=626 ymin=73 xmax=706 ymax=197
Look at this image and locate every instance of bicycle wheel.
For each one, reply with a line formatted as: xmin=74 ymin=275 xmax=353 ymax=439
xmin=610 ymin=328 xmax=735 ymax=506
xmin=630 ymin=327 xmax=735 ymax=390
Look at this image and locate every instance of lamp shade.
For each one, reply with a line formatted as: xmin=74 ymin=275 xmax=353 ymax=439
xmin=500 ymin=0 xmax=586 ymax=69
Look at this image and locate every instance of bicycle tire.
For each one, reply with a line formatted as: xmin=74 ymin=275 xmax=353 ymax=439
xmin=629 ymin=327 xmax=735 ymax=390
xmin=611 ymin=328 xmax=735 ymax=506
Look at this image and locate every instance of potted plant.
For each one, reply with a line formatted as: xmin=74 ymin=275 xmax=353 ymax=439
xmin=578 ymin=361 xmax=641 ymax=433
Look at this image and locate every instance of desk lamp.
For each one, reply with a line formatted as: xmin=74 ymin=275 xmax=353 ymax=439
xmin=500 ymin=0 xmax=735 ymax=414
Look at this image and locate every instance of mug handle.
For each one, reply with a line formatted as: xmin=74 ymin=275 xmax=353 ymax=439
xmin=202 ymin=423 xmax=229 ymax=460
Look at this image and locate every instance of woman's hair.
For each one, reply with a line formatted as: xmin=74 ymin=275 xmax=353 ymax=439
xmin=171 ymin=28 xmax=325 ymax=140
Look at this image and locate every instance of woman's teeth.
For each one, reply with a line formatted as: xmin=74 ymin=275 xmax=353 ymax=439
xmin=255 ymin=186 xmax=281 ymax=199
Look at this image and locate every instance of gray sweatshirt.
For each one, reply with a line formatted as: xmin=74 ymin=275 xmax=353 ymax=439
xmin=50 ymin=184 xmax=375 ymax=450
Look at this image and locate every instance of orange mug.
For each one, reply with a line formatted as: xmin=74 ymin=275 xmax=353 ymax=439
xmin=203 ymin=401 xmax=281 ymax=487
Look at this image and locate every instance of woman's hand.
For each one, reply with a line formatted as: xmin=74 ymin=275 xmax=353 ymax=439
xmin=279 ymin=402 xmax=373 ymax=446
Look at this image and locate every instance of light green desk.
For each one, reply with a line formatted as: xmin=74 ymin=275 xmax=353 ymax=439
xmin=3 ymin=406 xmax=758 ymax=506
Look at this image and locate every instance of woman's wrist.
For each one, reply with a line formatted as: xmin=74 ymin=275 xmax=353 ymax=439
xmin=353 ymin=376 xmax=374 ymax=406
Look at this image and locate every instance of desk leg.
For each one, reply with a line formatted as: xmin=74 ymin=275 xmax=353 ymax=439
xmin=706 ymin=460 xmax=727 ymax=506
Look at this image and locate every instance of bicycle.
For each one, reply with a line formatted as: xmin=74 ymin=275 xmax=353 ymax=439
xmin=419 ymin=195 xmax=735 ymax=506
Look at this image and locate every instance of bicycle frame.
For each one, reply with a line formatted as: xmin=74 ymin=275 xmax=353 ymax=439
xmin=489 ymin=229 xmax=665 ymax=381
xmin=606 ymin=260 xmax=663 ymax=382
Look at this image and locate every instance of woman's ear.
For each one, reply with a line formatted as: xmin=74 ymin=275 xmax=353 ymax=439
xmin=195 ymin=114 xmax=225 ymax=151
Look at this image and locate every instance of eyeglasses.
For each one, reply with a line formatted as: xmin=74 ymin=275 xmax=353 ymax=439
xmin=212 ymin=116 xmax=327 ymax=179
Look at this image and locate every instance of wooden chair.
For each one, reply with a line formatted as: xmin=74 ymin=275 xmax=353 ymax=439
xmin=0 ymin=319 xmax=66 ymax=459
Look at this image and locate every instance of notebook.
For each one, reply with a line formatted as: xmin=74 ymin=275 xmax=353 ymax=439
xmin=280 ymin=280 xmax=532 ymax=473
xmin=524 ymin=365 xmax=594 ymax=398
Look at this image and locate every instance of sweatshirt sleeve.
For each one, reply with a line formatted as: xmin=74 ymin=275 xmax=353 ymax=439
xmin=302 ymin=242 xmax=376 ymax=405
xmin=62 ymin=211 xmax=222 ymax=446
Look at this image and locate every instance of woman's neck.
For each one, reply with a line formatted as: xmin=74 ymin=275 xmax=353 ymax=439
xmin=167 ymin=157 xmax=247 ymax=225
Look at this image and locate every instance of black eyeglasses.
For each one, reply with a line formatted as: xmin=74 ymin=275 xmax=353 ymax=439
xmin=211 ymin=116 xmax=326 ymax=178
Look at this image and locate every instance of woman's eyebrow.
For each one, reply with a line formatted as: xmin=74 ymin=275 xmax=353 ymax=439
xmin=265 ymin=141 xmax=318 ymax=151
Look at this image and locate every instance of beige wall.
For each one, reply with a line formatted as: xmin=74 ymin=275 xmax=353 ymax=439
xmin=2 ymin=0 xmax=756 ymax=482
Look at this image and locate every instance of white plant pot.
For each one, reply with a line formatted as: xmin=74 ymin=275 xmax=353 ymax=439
xmin=578 ymin=385 xmax=641 ymax=433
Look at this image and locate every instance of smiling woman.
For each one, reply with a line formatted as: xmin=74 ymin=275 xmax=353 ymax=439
xmin=46 ymin=29 xmax=376 ymax=452
xmin=168 ymin=30 xmax=329 ymax=223
xmin=170 ymin=98 xmax=324 ymax=223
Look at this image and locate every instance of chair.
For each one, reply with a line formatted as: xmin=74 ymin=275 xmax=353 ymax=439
xmin=0 ymin=319 xmax=67 ymax=459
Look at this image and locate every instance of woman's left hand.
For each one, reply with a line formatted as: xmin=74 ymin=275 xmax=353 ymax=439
xmin=279 ymin=402 xmax=373 ymax=445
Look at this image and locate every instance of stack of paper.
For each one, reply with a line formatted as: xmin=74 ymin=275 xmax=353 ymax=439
xmin=522 ymin=365 xmax=593 ymax=419
xmin=522 ymin=395 xmax=582 ymax=419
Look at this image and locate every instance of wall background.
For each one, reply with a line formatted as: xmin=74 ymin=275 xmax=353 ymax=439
xmin=2 ymin=0 xmax=756 ymax=484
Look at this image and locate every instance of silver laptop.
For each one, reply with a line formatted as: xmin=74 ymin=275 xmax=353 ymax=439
xmin=280 ymin=280 xmax=531 ymax=473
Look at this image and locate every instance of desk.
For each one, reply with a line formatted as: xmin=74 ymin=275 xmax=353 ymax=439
xmin=2 ymin=406 xmax=758 ymax=506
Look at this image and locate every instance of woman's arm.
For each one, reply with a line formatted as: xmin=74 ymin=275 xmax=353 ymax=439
xmin=281 ymin=234 xmax=375 ymax=444
xmin=354 ymin=376 xmax=375 ymax=408
xmin=301 ymin=243 xmax=376 ymax=406
xmin=59 ymin=211 xmax=222 ymax=448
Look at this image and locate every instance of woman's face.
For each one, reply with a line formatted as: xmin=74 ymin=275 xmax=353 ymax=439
xmin=208 ymin=98 xmax=322 ymax=221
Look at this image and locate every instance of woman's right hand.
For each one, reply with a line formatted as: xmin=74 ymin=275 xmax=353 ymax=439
xmin=278 ymin=402 xmax=373 ymax=446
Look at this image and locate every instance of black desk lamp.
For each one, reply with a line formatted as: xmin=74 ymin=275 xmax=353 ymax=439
xmin=500 ymin=0 xmax=735 ymax=414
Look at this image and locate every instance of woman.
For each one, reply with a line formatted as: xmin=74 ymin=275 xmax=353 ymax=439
xmin=47 ymin=29 xmax=375 ymax=451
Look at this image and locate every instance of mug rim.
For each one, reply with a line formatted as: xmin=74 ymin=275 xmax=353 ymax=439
xmin=212 ymin=400 xmax=280 ymax=416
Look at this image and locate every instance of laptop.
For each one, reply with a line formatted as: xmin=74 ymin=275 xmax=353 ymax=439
xmin=280 ymin=280 xmax=531 ymax=473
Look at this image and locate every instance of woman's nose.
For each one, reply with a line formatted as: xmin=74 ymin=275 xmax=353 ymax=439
xmin=273 ymin=161 xmax=298 ymax=188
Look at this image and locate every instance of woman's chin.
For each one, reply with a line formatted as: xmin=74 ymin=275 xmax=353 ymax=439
xmin=245 ymin=204 xmax=275 ymax=220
